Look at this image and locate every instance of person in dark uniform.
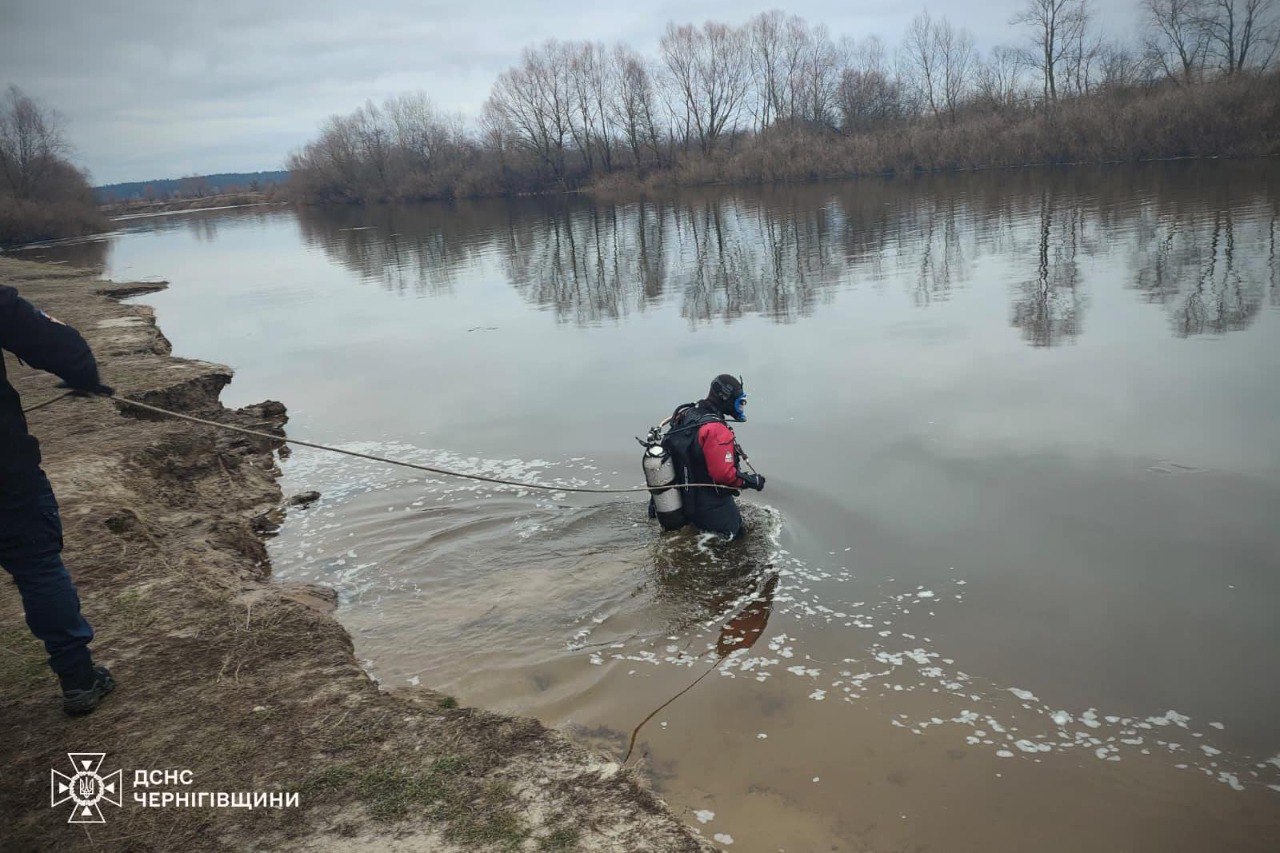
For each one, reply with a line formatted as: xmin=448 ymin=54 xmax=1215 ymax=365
xmin=1 ymin=284 xmax=115 ymax=715
xmin=664 ymin=374 xmax=765 ymax=539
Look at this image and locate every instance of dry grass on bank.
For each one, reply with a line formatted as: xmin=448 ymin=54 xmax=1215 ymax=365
xmin=0 ymin=196 xmax=110 ymax=247
xmin=615 ymin=74 xmax=1280 ymax=192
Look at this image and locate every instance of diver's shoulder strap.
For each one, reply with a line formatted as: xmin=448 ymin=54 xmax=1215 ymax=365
xmin=668 ymin=402 xmax=697 ymax=424
xmin=665 ymin=402 xmax=705 ymax=436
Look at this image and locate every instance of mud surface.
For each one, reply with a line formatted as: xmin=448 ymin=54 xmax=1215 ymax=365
xmin=0 ymin=257 xmax=709 ymax=852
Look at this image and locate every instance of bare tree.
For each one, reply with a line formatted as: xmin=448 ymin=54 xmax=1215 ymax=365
xmin=777 ymin=17 xmax=809 ymax=124
xmin=350 ymin=101 xmax=392 ymax=192
xmin=976 ymin=45 xmax=1028 ymax=109
xmin=1144 ymin=0 xmax=1211 ymax=81
xmin=1201 ymin=0 xmax=1279 ymax=74
xmin=659 ymin=21 xmax=752 ymax=154
xmin=386 ymin=92 xmax=465 ymax=175
xmin=936 ymin=18 xmax=978 ymax=121
xmin=901 ymin=12 xmax=975 ymax=124
xmin=568 ymin=42 xmax=615 ymax=172
xmin=1060 ymin=2 xmax=1104 ymax=95
xmin=747 ymin=12 xmax=847 ymax=129
xmin=838 ymin=36 xmax=905 ymax=131
xmin=0 ymin=86 xmax=70 ymax=200
xmin=1097 ymin=41 xmax=1149 ymax=87
xmin=1012 ymin=0 xmax=1087 ymax=101
xmin=610 ymin=45 xmax=666 ymax=167
xmin=795 ymin=24 xmax=849 ymax=128
xmin=286 ymin=113 xmax=361 ymax=200
xmin=286 ymin=93 xmax=472 ymax=202
xmin=902 ymin=11 xmax=945 ymax=123
xmin=476 ymin=104 xmax=514 ymax=181
xmin=659 ymin=23 xmax=698 ymax=148
xmin=486 ymin=41 xmax=577 ymax=184
xmin=747 ymin=10 xmax=790 ymax=129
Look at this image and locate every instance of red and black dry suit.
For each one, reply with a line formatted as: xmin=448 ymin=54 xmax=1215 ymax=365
xmin=663 ymin=400 xmax=749 ymax=538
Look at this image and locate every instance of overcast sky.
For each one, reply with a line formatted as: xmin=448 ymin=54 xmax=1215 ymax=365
xmin=1 ymin=0 xmax=1141 ymax=185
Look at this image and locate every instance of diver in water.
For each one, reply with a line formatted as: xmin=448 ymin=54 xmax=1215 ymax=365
xmin=661 ymin=374 xmax=765 ymax=539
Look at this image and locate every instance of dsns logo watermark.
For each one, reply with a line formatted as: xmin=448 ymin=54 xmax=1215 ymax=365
xmin=50 ymin=753 xmax=123 ymax=824
xmin=48 ymin=755 xmax=299 ymax=823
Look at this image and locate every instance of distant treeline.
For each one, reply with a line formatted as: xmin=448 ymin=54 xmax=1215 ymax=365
xmin=0 ymin=86 xmax=107 ymax=247
xmin=94 ymin=170 xmax=291 ymax=203
xmin=288 ymin=2 xmax=1280 ymax=204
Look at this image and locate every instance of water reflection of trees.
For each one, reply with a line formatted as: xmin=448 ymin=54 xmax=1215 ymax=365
xmin=1010 ymin=191 xmax=1087 ymax=347
xmin=296 ymin=203 xmax=501 ymax=296
xmin=670 ymin=198 xmax=842 ymax=324
xmin=19 ymin=206 xmax=291 ymax=271
xmin=150 ymin=205 xmax=288 ymax=244
xmin=294 ymin=162 xmax=1279 ymax=343
xmin=1133 ymin=195 xmax=1276 ymax=338
xmin=490 ymin=195 xmax=845 ymax=325
xmin=1272 ymin=209 xmax=1279 ymax=310
xmin=494 ymin=202 xmax=666 ymax=324
xmin=15 ymin=234 xmax=111 ymax=269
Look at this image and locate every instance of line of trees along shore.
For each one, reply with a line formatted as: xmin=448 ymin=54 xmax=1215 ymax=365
xmin=0 ymin=86 xmax=107 ymax=246
xmin=288 ymin=0 xmax=1280 ymax=203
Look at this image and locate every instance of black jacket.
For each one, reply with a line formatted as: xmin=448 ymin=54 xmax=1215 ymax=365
xmin=664 ymin=400 xmax=743 ymax=538
xmin=1 ymin=285 xmax=100 ymax=493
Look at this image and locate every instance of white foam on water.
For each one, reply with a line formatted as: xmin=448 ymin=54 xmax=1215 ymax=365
xmin=274 ymin=442 xmax=1280 ymax=798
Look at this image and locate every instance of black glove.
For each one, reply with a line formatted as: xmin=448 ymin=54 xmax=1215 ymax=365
xmin=740 ymin=472 xmax=766 ymax=492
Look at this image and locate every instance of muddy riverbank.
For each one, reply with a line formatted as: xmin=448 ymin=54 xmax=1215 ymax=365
xmin=0 ymin=257 xmax=709 ymax=852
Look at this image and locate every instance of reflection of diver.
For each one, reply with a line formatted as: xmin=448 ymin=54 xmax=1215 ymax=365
xmin=640 ymin=374 xmax=765 ymax=540
xmin=645 ymin=499 xmax=781 ymax=630
xmin=624 ymin=570 xmax=780 ymax=763
xmin=714 ymin=572 xmax=779 ymax=658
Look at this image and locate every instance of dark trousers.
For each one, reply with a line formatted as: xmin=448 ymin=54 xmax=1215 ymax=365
xmin=687 ymin=490 xmax=743 ymax=539
xmin=0 ymin=473 xmax=94 ymax=683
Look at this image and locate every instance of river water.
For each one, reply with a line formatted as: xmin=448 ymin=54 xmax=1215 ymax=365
xmin=23 ymin=162 xmax=1280 ymax=850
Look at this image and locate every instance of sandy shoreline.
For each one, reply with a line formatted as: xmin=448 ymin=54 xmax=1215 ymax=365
xmin=0 ymin=256 xmax=709 ymax=851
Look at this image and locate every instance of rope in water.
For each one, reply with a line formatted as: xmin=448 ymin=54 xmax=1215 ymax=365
xmin=623 ymin=656 xmax=729 ymax=764
xmin=23 ymin=391 xmax=738 ymax=495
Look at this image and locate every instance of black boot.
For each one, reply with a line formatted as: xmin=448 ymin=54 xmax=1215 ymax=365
xmin=61 ymin=666 xmax=115 ymax=716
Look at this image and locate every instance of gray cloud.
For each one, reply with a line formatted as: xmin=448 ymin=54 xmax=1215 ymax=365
xmin=1 ymin=0 xmax=1140 ymax=184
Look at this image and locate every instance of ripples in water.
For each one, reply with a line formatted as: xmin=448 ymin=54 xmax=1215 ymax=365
xmin=271 ymin=442 xmax=1280 ymax=798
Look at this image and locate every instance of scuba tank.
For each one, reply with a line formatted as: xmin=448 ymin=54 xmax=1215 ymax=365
xmin=639 ymin=425 xmax=686 ymax=531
